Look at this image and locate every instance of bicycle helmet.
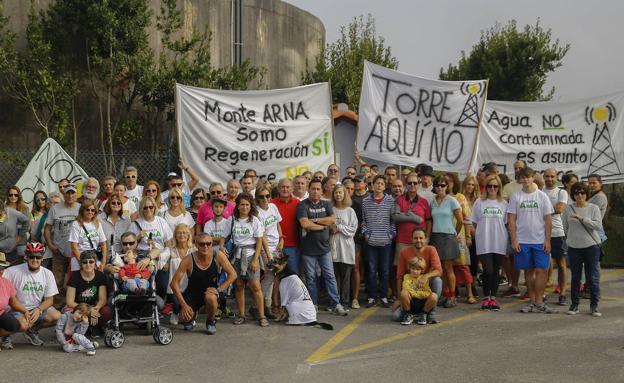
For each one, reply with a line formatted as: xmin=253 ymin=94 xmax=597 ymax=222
xmin=25 ymin=242 xmax=45 ymax=254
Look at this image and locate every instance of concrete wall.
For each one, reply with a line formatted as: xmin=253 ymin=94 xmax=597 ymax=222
xmin=0 ymin=0 xmax=325 ymax=149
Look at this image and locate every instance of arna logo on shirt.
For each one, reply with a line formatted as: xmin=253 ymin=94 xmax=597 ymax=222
xmin=519 ymin=200 xmax=539 ymax=209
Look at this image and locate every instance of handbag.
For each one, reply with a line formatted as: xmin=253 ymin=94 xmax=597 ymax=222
xmin=569 ymin=205 xmax=605 ymax=260
xmin=81 ymin=224 xmax=103 ymax=261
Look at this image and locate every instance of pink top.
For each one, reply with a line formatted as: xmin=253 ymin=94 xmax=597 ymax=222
xmin=196 ymin=200 xmax=236 ymax=227
xmin=395 ymin=194 xmax=431 ymax=244
xmin=0 ymin=277 xmax=17 ymax=315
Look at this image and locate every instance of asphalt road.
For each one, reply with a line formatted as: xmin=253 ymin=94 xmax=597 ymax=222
xmin=3 ymin=269 xmax=624 ymax=383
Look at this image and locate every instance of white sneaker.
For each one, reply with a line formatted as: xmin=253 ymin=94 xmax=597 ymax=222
xmin=86 ymin=350 xmax=96 ymax=356
xmin=170 ymin=313 xmax=179 ymax=325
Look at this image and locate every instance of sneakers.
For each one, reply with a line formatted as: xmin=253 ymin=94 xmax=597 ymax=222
xmin=214 ymin=309 xmax=223 ymax=320
xmin=498 ymin=275 xmax=508 ymax=286
xmin=87 ymin=341 xmax=99 ymax=355
xmin=567 ymin=304 xmax=579 ymax=315
xmin=426 ymin=310 xmax=439 ymax=324
xmin=380 ymin=298 xmax=390 ymax=308
xmin=590 ymin=306 xmax=602 ymax=317
xmin=557 ymin=295 xmax=568 ymax=306
xmin=24 ymin=329 xmax=44 ymax=346
xmin=502 ymin=287 xmax=520 ymax=297
xmin=489 ymin=298 xmax=500 ymax=311
xmin=351 ymin=299 xmax=360 ymax=309
xmin=480 ymin=298 xmax=491 ymax=310
xmin=183 ymin=320 xmax=196 ymax=331
xmin=443 ymin=297 xmax=457 ymax=308
xmin=330 ymin=304 xmax=349 ymax=316
xmin=534 ymin=303 xmax=554 ymax=314
xmin=520 ymin=302 xmax=534 ymax=313
xmin=401 ymin=313 xmax=414 ymax=325
xmin=161 ymin=303 xmax=173 ymax=316
xmin=365 ymin=298 xmax=376 ymax=308
xmin=170 ymin=313 xmax=179 ymax=325
xmin=206 ymin=319 xmax=217 ymax=335
xmin=1 ymin=336 xmax=13 ymax=350
xmin=416 ymin=312 xmax=427 ymax=325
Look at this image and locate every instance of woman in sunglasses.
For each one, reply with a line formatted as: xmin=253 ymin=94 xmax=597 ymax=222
xmin=563 ymin=182 xmax=603 ymax=316
xmin=111 ymin=182 xmax=138 ymax=220
xmin=69 ymin=201 xmax=108 ymax=273
xmin=65 ymin=251 xmax=111 ymax=335
xmin=99 ymin=194 xmax=132 ymax=258
xmin=470 ymin=175 xmax=508 ymax=311
xmin=29 ymin=191 xmax=49 ymax=243
xmin=164 ymin=188 xmax=195 ymax=233
xmin=429 ymin=176 xmax=463 ymax=308
xmin=187 ymin=189 xmax=207 ymax=225
xmin=142 ymin=180 xmax=168 ymax=218
xmin=255 ymin=184 xmax=283 ymax=320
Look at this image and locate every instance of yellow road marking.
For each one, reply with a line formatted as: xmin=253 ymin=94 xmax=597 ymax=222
xmin=306 ymin=307 xmax=378 ymax=363
xmin=306 ymin=269 xmax=624 ymax=364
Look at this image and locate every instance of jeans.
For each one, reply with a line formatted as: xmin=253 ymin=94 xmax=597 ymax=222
xmin=302 ymin=252 xmax=340 ymax=307
xmin=282 ymin=247 xmax=301 ymax=274
xmin=479 ymin=253 xmax=502 ymax=297
xmin=569 ymin=245 xmax=601 ymax=307
xmin=364 ymin=243 xmax=392 ymax=300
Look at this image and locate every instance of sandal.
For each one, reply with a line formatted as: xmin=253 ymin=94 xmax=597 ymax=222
xmin=233 ymin=316 xmax=246 ymax=325
xmin=467 ymin=296 xmax=477 ymax=304
xmin=258 ymin=317 xmax=269 ymax=327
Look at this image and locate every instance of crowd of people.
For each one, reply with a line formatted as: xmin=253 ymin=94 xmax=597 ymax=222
xmin=0 ymin=157 xmax=609 ymax=355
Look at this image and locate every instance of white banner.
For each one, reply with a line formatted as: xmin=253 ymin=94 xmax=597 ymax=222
xmin=16 ymin=138 xmax=88 ymax=204
xmin=357 ymin=61 xmax=488 ymax=173
xmin=476 ymin=91 xmax=624 ymax=183
xmin=176 ymin=83 xmax=335 ymax=187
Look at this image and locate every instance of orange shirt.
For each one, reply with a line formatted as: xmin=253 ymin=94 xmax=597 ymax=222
xmin=396 ymin=245 xmax=442 ymax=283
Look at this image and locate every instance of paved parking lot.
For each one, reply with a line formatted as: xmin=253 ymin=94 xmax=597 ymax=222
xmin=3 ymin=269 xmax=624 ymax=383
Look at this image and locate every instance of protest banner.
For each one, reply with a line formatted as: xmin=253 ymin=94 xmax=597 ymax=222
xmin=357 ymin=61 xmax=488 ymax=174
xmin=475 ymin=91 xmax=624 ymax=183
xmin=176 ymin=83 xmax=335 ymax=187
xmin=16 ymin=138 xmax=88 ymax=204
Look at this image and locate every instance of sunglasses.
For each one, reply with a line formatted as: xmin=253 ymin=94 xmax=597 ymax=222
xmin=258 ymin=194 xmax=271 ymax=199
xmin=8 ymin=193 xmax=19 ymax=197
xmin=146 ymin=189 xmax=158 ymax=193
xmin=143 ymin=205 xmax=155 ymax=210
xmin=194 ymin=196 xmax=205 ymax=200
xmin=197 ymin=242 xmax=213 ymax=248
xmin=122 ymin=241 xmax=136 ymax=246
xmin=434 ymin=184 xmax=447 ymax=188
xmin=35 ymin=198 xmax=47 ymax=202
xmin=171 ymin=183 xmax=183 ymax=187
xmin=111 ymin=201 xmax=122 ymax=206
xmin=27 ymin=255 xmax=43 ymax=260
xmin=407 ymin=181 xmax=419 ymax=185
xmin=125 ymin=175 xmax=136 ymax=179
xmin=85 ymin=208 xmax=97 ymax=213
xmin=486 ymin=184 xmax=499 ymax=189
xmin=210 ymin=191 xmax=222 ymax=195
xmin=82 ymin=260 xmax=96 ymax=265
xmin=347 ymin=171 xmax=356 ymax=175
xmin=170 ymin=196 xmax=182 ymax=200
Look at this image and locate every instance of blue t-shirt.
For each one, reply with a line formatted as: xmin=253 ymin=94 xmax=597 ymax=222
xmin=431 ymin=196 xmax=461 ymax=234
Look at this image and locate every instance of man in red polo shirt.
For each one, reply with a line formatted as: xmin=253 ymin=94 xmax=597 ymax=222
xmin=395 ymin=228 xmax=442 ymax=324
xmin=272 ymin=178 xmax=301 ymax=273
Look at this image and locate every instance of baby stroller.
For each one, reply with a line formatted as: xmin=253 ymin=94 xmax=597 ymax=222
xmin=104 ymin=268 xmax=173 ymax=348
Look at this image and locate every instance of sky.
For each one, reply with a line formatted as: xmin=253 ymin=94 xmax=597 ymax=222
xmin=287 ymin=0 xmax=624 ymax=102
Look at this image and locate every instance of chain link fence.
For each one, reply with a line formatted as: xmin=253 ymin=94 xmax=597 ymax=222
xmin=0 ymin=149 xmax=178 ymax=193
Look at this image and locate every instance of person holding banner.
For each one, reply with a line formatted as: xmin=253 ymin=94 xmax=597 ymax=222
xmin=508 ymin=167 xmax=554 ymax=314
xmin=429 ymin=176 xmax=464 ymax=308
xmin=361 ymin=175 xmax=396 ymax=308
xmin=44 ymin=184 xmax=81 ymax=288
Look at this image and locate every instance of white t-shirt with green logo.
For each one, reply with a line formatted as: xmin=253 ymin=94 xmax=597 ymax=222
xmin=68 ymin=221 xmax=107 ymax=253
xmin=231 ymin=216 xmax=263 ymax=248
xmin=257 ymin=204 xmax=282 ymax=252
xmin=471 ymin=198 xmax=509 ymax=255
xmin=129 ymin=216 xmax=174 ymax=251
xmin=508 ymin=189 xmax=554 ymax=244
xmin=3 ymin=263 xmax=58 ymax=310
xmin=203 ymin=217 xmax=232 ymax=242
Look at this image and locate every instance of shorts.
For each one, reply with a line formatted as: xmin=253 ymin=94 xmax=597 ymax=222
xmin=182 ymin=290 xmax=208 ymax=312
xmin=0 ymin=311 xmax=20 ymax=332
xmin=514 ymin=243 xmax=549 ymax=270
xmin=234 ymin=258 xmax=260 ymax=281
xmin=453 ymin=265 xmax=474 ymax=285
xmin=550 ymin=237 xmax=567 ymax=260
xmin=429 ymin=233 xmax=460 ymax=261
xmin=409 ymin=298 xmax=427 ymax=314
xmin=13 ymin=307 xmax=57 ymax=323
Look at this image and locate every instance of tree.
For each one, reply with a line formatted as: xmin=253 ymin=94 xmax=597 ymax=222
xmin=303 ymin=14 xmax=398 ymax=111
xmin=0 ymin=3 xmax=77 ymax=147
xmin=440 ymin=20 xmax=570 ymax=101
